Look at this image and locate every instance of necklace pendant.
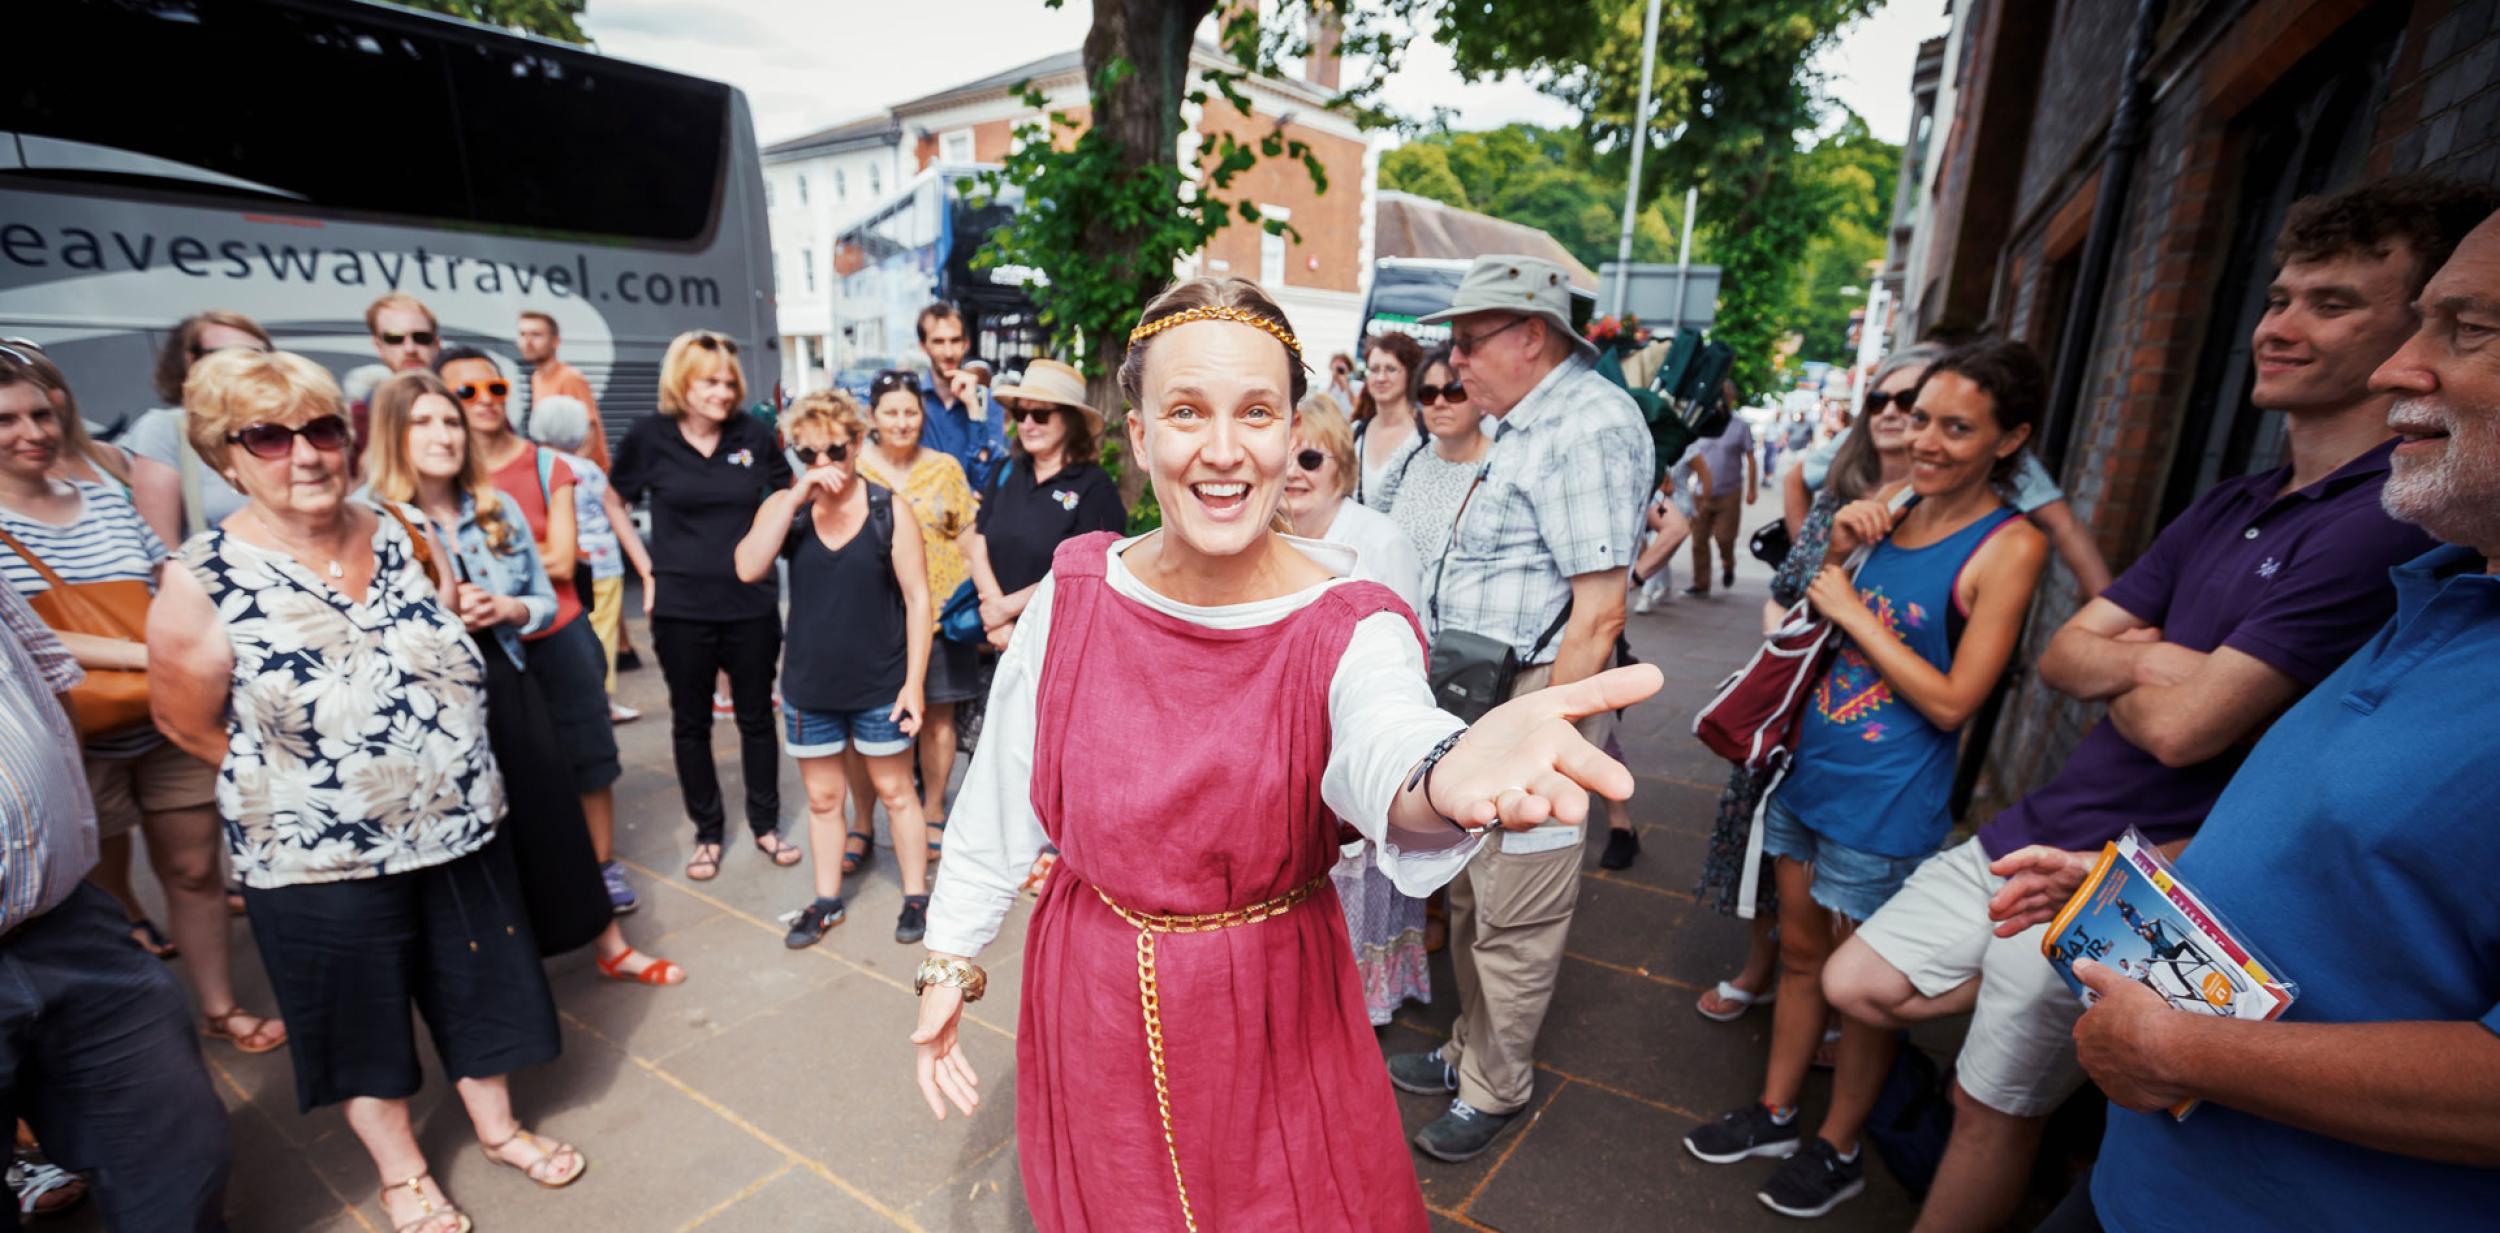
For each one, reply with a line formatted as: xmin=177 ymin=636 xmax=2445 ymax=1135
xmin=327 ymin=560 xmax=344 ymax=579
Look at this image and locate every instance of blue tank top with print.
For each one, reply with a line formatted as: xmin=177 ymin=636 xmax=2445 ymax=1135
xmin=1778 ymin=504 xmax=2022 ymax=859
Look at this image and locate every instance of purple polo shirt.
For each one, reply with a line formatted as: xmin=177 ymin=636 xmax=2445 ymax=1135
xmin=1979 ymin=439 xmax=2434 ymax=857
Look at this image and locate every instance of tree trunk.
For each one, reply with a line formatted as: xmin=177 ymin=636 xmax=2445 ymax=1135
xmin=1084 ymin=0 xmax=1215 ymax=511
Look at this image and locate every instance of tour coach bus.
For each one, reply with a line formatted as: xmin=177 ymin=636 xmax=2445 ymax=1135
xmin=1 ymin=0 xmax=774 ymax=447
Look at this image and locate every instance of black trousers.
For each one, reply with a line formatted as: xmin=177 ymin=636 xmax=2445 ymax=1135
xmin=651 ymin=613 xmax=782 ymax=843
xmin=0 ymin=883 xmax=230 ymax=1231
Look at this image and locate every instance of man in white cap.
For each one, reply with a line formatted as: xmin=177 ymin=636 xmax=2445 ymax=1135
xmin=1383 ymin=254 xmax=1655 ymax=1162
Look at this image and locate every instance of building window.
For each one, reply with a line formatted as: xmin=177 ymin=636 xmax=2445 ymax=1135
xmin=940 ymin=128 xmax=975 ymax=164
xmin=1258 ymin=204 xmax=1291 ymax=287
xmin=869 ymin=164 xmax=882 ymax=196
xmin=835 ymin=168 xmax=847 ymax=201
xmin=801 ymin=248 xmax=816 ymax=294
xmin=797 ymin=174 xmax=810 ymax=205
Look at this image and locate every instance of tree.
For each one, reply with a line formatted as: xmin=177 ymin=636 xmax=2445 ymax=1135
xmin=397 ymin=0 xmax=588 ymax=44
xmin=1380 ymin=125 xmax=1692 ymax=271
xmin=1785 ymin=112 xmax=1898 ymax=365
xmin=1418 ymin=0 xmax=1884 ymax=395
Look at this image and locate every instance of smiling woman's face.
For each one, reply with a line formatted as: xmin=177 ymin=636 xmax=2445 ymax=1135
xmin=1128 ymin=319 xmax=1293 ymax=560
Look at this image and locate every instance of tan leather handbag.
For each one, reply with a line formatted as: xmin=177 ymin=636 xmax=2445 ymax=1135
xmin=0 ymin=524 xmax=154 ymax=739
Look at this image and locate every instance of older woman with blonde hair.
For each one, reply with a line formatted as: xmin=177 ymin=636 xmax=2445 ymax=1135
xmin=148 ymin=350 xmax=584 ymax=1233
xmin=610 ymin=331 xmax=796 ymax=882
xmin=909 ymin=276 xmax=1661 ymax=1230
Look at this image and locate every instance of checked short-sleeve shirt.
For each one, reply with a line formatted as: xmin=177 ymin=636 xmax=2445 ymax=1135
xmin=1429 ymin=355 xmax=1654 ymax=663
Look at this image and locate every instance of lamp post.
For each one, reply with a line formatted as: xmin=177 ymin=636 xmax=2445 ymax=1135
xmin=1611 ymin=0 xmax=1665 ymax=321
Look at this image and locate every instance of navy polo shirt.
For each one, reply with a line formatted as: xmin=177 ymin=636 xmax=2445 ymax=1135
xmin=609 ymin=412 xmax=792 ymax=622
xmin=919 ymin=380 xmax=1010 ymax=496
xmin=2091 ymin=543 xmax=2500 ymax=1229
xmin=1981 ymin=440 xmax=2435 ymax=855
xmin=974 ymin=457 xmax=1126 ymax=595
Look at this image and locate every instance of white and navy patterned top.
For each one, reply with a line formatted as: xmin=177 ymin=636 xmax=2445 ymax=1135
xmin=0 ymin=481 xmax=171 ymax=756
xmin=1431 ymin=355 xmax=1654 ymax=663
xmin=180 ymin=511 xmax=504 ymax=889
xmin=0 ymin=582 xmax=97 ymax=933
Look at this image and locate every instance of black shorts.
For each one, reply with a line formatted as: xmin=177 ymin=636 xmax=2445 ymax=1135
xmin=242 ymin=838 xmax=560 ymax=1112
xmin=528 ymin=617 xmax=622 ymax=793
xmin=925 ymin=635 xmax=984 ymax=705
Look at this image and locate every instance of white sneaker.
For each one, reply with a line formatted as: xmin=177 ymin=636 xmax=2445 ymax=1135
xmin=609 ymin=702 xmax=641 ymax=724
xmin=1633 ymin=589 xmax=1655 ymax=614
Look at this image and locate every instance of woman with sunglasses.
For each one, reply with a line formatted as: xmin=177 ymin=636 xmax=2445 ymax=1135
xmin=1350 ymin=330 xmax=1426 ymax=508
xmin=147 ymin=350 xmax=580 ymax=1233
xmin=1376 ymin=347 xmax=1489 ymax=616
xmin=856 ymin=370 xmax=982 ymax=922
xmin=117 ymin=311 xmax=277 ymax=541
xmin=964 ymin=359 xmax=1125 ymax=653
xmin=611 ymin=331 xmax=795 ymax=884
xmin=734 ymin=392 xmax=934 ymax=947
xmin=366 ymin=370 xmax=686 ymax=991
xmin=0 ymin=348 xmax=287 ymax=1053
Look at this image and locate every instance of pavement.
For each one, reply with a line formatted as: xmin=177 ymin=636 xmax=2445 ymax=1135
xmin=77 ymin=495 xmax=1953 ymax=1232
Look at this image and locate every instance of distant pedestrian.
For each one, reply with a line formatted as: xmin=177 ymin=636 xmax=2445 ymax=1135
xmin=1352 ymin=331 xmax=1425 ymax=508
xmin=1684 ymin=412 xmax=1756 ymax=595
xmin=356 ymin=293 xmax=441 ymax=459
xmin=912 ymin=303 xmax=1010 ymax=494
xmin=517 ymin=310 xmax=608 ymax=471
xmin=1376 ymin=346 xmax=1488 ymax=601
xmin=526 ymin=394 xmax=655 ymax=722
xmin=116 ymin=310 xmax=274 ymax=537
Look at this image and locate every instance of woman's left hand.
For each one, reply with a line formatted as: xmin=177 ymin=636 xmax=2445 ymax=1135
xmin=1804 ymin=565 xmax=1864 ymax=626
xmin=891 ymin=684 xmax=926 ymax=737
xmin=986 ymin=620 xmax=1015 ymax=651
xmin=1427 ymin=665 xmax=1662 ymax=831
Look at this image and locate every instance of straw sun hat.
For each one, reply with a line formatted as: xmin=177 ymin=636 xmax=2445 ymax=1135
xmin=990 ymin=359 xmax=1104 ymax=436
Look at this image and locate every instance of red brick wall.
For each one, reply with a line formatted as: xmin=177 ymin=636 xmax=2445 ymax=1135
xmin=1196 ymin=110 xmax=1366 ymax=294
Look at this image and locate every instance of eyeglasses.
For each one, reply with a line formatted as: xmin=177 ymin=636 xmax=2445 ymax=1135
xmin=1294 ymin=448 xmax=1327 ymax=472
xmin=227 ymin=414 xmax=350 ymax=460
xmin=455 ymin=382 xmax=510 ymax=401
xmin=1416 ymin=381 xmax=1467 ymax=406
xmin=793 ymin=441 xmax=848 ymax=465
xmin=1007 ymin=405 xmax=1058 ymax=425
xmin=1450 ymin=315 xmax=1532 ymax=357
xmin=378 ymin=330 xmax=438 ymax=348
xmin=693 ymin=334 xmax=740 ymax=354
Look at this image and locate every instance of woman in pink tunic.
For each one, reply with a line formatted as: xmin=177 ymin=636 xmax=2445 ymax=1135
xmin=911 ymin=277 xmax=1660 ymax=1232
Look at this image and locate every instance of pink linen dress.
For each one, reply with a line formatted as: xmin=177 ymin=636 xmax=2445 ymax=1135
xmin=1014 ymin=532 xmax=1433 ymax=1232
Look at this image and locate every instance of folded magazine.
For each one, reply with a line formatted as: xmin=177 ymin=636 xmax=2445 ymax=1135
xmin=2041 ymin=828 xmax=2297 ymax=1119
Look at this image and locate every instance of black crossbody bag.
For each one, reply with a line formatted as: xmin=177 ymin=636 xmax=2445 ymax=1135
xmin=1425 ymin=461 xmax=1571 ymax=722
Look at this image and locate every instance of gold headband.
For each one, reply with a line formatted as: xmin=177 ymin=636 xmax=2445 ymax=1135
xmin=1127 ymin=305 xmax=1301 ymax=357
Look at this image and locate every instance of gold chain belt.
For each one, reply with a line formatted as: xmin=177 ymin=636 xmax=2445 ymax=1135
xmin=1092 ymin=871 xmax=1330 ymax=1233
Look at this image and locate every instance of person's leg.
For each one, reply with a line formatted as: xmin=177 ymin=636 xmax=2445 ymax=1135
xmin=1713 ymin=495 xmax=1742 ymax=585
xmin=414 ymin=846 xmax=566 ymax=1181
xmin=1760 ymin=857 xmax=1834 ymax=1112
xmin=796 ymin=755 xmax=853 ymax=903
xmin=12 ymin=884 xmax=232 ymax=1232
xmin=344 ymin=1097 xmax=465 ymax=1232
xmin=651 ymin=616 xmax=727 ymax=845
xmin=917 ymin=702 xmax=959 ymax=827
xmin=85 ymin=833 xmax=142 ymax=923
xmin=1814 ymin=916 xmax=1899 ymax=1155
xmin=1687 ymin=498 xmax=1718 ymax=592
xmin=722 ymin=616 xmax=784 ymax=841
xmin=842 ymin=747 xmax=877 ymax=842
xmin=863 ymin=749 xmax=929 ymax=897
xmin=140 ymin=796 xmax=282 ymax=1043
xmin=589 ymin=575 xmax=624 ymax=694
xmin=580 ymin=786 xmax=616 ymax=864
xmin=1914 ymin=1091 xmax=2051 ymax=1233
xmin=1447 ymin=841 xmax=1580 ymax=1116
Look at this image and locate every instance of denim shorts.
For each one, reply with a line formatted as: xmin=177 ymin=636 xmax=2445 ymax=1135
xmin=783 ymin=703 xmax=911 ymax=758
xmin=1759 ymin=793 xmax=1931 ymax=922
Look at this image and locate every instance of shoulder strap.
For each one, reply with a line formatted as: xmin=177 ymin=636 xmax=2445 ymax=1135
xmin=868 ymin=485 xmax=895 ymax=557
xmin=377 ymin=502 xmax=445 ymax=591
xmin=0 ymin=523 xmax=70 ymax=591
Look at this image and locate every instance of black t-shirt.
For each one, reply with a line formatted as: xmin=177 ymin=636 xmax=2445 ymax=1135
xmin=974 ymin=457 xmax=1126 ymax=594
xmin=780 ymin=487 xmax=906 ymax=712
xmin=610 ymin=412 xmax=793 ymax=623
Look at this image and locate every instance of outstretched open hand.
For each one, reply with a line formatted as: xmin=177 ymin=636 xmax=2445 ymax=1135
xmin=1426 ymin=664 xmax=1663 ymax=832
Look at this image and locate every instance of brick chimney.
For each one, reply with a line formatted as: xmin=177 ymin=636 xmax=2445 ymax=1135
xmin=1306 ymin=6 xmax=1343 ymax=92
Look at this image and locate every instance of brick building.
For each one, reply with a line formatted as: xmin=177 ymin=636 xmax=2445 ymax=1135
xmin=1888 ymin=0 xmax=2500 ymax=813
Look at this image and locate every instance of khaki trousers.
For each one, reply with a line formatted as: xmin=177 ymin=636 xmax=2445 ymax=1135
xmin=589 ymin=575 xmax=624 ymax=692
xmin=1688 ymin=492 xmax=1744 ymax=590
xmin=1439 ymin=661 xmax=1593 ymax=1115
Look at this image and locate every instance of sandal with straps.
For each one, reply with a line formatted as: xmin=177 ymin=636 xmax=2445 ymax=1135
xmin=840 ymin=828 xmax=875 ymax=876
xmin=377 ymin=1171 xmax=471 ymax=1233
xmin=201 ymin=1006 xmax=288 ymax=1054
xmin=596 ymin=946 xmax=686 ymax=986
xmin=685 ymin=842 xmax=722 ymax=881
xmin=479 ymin=1127 xmax=587 ymax=1189
xmin=926 ymin=817 xmax=948 ymax=863
xmin=754 ymin=832 xmax=803 ymax=867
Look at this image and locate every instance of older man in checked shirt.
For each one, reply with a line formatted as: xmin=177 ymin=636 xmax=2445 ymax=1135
xmin=0 ymin=583 xmax=230 ymax=1230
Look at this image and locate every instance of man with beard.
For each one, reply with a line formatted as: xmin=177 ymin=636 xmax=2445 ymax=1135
xmin=1986 ymin=205 xmax=2500 ymax=1230
xmin=912 ymin=302 xmax=1008 ymax=494
xmin=518 ymin=310 xmax=607 ymax=470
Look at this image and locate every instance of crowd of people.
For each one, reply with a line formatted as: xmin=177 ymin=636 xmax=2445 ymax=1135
xmin=2 ymin=172 xmax=2497 ymax=1233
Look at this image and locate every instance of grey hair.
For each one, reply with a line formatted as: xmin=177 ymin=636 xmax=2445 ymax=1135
xmin=528 ymin=394 xmax=591 ymax=452
xmin=1824 ymin=342 xmax=1950 ymax=503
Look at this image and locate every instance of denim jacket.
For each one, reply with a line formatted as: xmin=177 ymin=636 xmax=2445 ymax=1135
xmin=365 ymin=490 xmax=554 ymax=669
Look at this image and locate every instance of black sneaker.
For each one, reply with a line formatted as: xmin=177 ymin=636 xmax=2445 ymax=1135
xmin=1599 ymin=827 xmax=1640 ymax=870
xmin=1385 ymin=1050 xmax=1460 ymax=1096
xmin=783 ymin=897 xmax=845 ymax=949
xmin=1412 ymin=1099 xmax=1518 ymax=1162
xmin=1683 ymin=1104 xmax=1802 ymax=1164
xmin=1758 ymin=1137 xmax=1865 ymax=1218
xmin=895 ymin=895 xmax=929 ymax=945
xmin=1722 ymin=568 xmax=1736 ymax=589
xmin=616 ymin=647 xmax=643 ymax=672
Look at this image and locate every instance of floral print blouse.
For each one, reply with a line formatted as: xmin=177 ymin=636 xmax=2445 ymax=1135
xmin=180 ymin=508 xmax=504 ymax=888
xmin=866 ymin=448 xmax=976 ymax=625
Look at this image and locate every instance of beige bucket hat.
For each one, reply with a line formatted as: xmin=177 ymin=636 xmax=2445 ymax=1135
xmin=1416 ymin=254 xmax=1596 ymax=362
xmin=990 ymin=358 xmax=1106 ymax=436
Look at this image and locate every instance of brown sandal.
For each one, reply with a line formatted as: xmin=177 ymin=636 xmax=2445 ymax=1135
xmin=686 ymin=842 xmax=722 ymax=881
xmin=479 ymin=1127 xmax=587 ymax=1189
xmin=377 ymin=1172 xmax=471 ymax=1233
xmin=201 ymin=1007 xmax=288 ymax=1054
xmin=754 ymin=832 xmax=803 ymax=867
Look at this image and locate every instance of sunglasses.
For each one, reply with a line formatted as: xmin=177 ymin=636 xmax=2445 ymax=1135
xmin=1294 ymin=448 xmax=1328 ymax=472
xmin=869 ymin=369 xmax=918 ymax=397
xmin=1864 ymin=388 xmax=1916 ymax=415
xmin=1007 ymin=405 xmax=1058 ymax=425
xmin=1416 ymin=381 xmax=1467 ymax=406
xmin=1450 ymin=315 xmax=1532 ymax=356
xmin=227 ymin=414 xmax=350 ymax=460
xmin=190 ymin=342 xmax=271 ymax=360
xmin=455 ymin=382 xmax=510 ymax=401
xmin=693 ymin=333 xmax=740 ymax=354
xmin=793 ymin=441 xmax=849 ymax=465
xmin=378 ymin=330 xmax=438 ymax=348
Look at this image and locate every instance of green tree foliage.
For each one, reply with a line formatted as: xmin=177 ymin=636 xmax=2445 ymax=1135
xmin=1379 ymin=125 xmax=1689 ymax=271
xmin=1787 ymin=112 xmax=1899 ymax=364
xmin=396 ymin=0 xmax=588 ymax=44
xmin=1414 ymin=0 xmax=1884 ymax=394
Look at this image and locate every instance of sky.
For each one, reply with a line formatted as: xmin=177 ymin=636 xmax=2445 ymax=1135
xmin=582 ymin=1 xmax=1952 ymax=151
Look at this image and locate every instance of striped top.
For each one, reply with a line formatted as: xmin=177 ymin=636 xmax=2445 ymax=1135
xmin=0 ymin=481 xmax=169 ymax=757
xmin=0 ymin=581 xmax=97 ymax=934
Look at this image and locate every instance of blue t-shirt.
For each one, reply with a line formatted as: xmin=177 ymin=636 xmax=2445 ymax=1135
xmin=918 ymin=380 xmax=1009 ymax=496
xmin=2091 ymin=543 xmax=2500 ymax=1230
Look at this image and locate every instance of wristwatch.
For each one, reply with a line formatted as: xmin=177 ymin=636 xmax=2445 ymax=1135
xmin=914 ymin=956 xmax=988 ymax=1003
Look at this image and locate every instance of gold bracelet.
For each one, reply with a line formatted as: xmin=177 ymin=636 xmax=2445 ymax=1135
xmin=913 ymin=956 xmax=988 ymax=1003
